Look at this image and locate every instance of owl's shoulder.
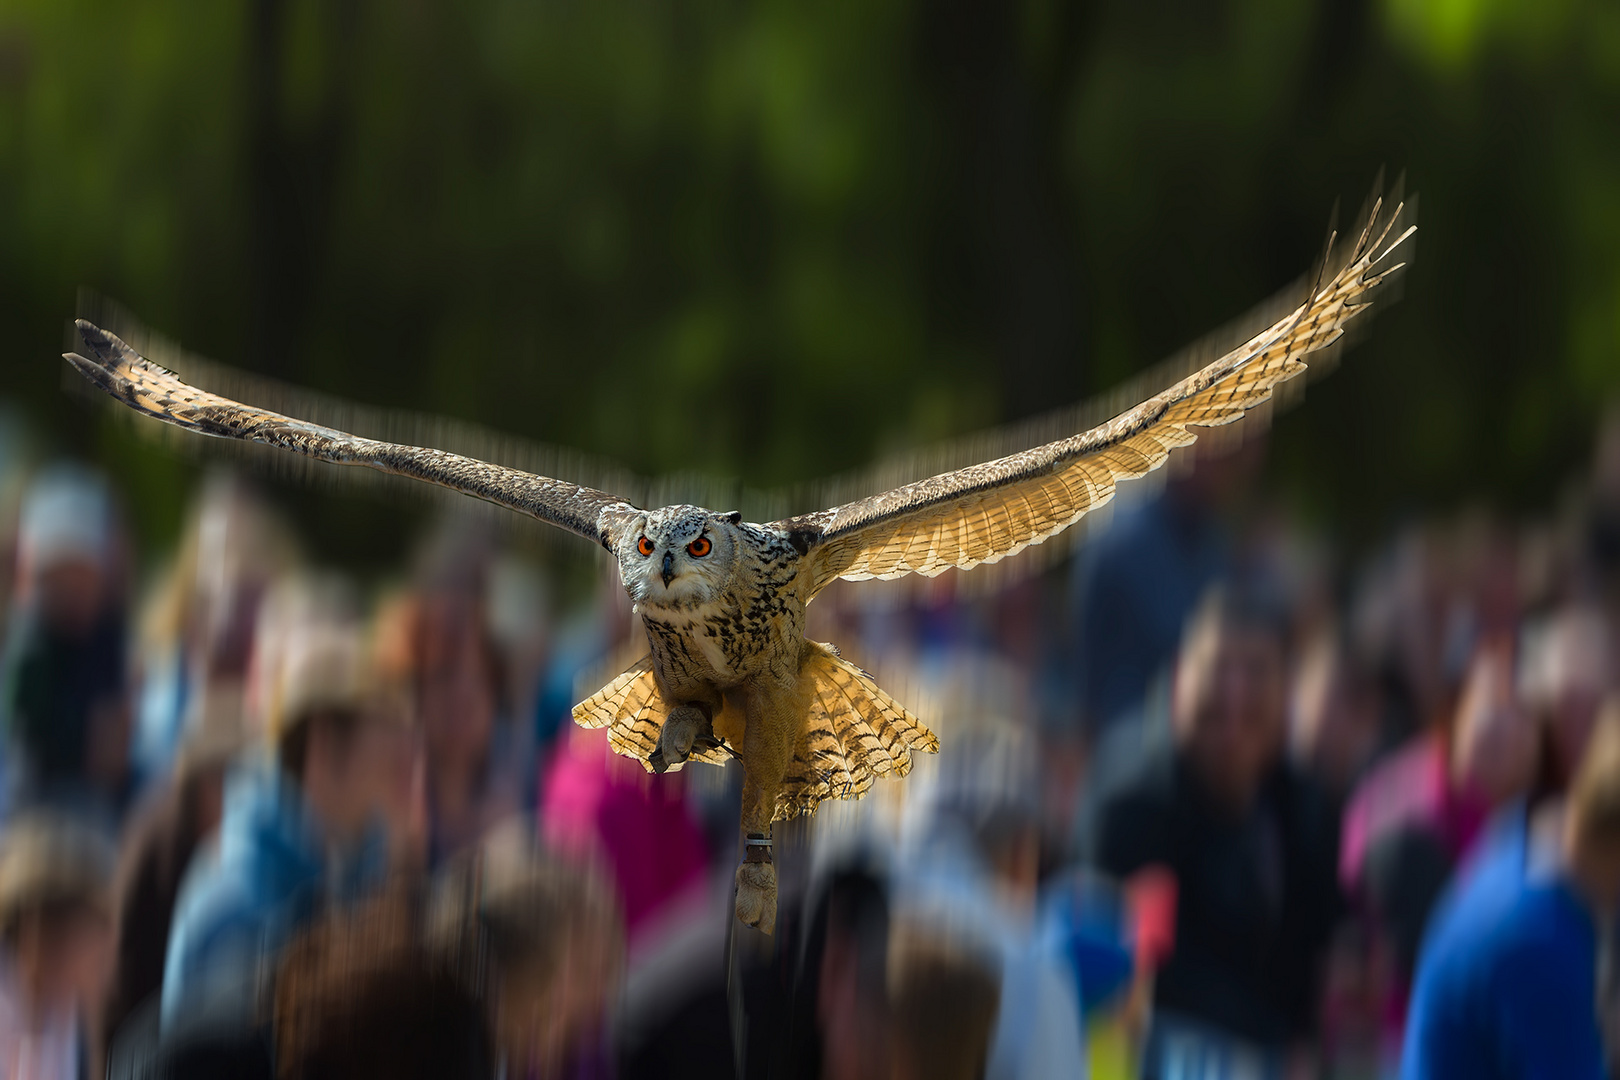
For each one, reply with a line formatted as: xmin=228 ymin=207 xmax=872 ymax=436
xmin=736 ymin=522 xmax=808 ymax=565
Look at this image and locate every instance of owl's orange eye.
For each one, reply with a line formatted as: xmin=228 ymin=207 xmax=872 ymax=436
xmin=637 ymin=536 xmax=656 ymax=557
xmin=687 ymin=536 xmax=712 ymax=558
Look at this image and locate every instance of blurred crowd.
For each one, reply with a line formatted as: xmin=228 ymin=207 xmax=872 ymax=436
xmin=3 ymin=409 xmax=1620 ymax=1080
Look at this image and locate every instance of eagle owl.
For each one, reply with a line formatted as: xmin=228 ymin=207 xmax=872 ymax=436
xmin=64 ymin=190 xmax=1413 ymax=932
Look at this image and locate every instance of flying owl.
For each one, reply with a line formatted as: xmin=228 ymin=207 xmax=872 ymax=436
xmin=64 ymin=191 xmax=1413 ymax=932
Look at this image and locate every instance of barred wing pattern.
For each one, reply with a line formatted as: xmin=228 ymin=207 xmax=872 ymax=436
xmin=774 ymin=642 xmax=939 ymax=821
xmin=572 ymin=659 xmax=731 ymax=768
xmin=65 ymin=322 xmax=637 ymax=546
xmin=785 ymin=195 xmax=1414 ymax=591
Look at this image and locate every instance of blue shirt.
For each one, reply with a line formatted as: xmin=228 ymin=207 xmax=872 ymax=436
xmin=161 ymin=762 xmax=386 ymax=1029
xmin=1401 ymin=807 xmax=1608 ymax=1080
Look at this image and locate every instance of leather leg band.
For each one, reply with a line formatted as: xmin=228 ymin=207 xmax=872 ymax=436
xmin=744 ymin=834 xmax=772 ymax=864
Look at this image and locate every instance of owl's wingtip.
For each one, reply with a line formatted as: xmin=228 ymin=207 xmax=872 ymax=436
xmin=71 ymin=319 xmax=121 ymax=363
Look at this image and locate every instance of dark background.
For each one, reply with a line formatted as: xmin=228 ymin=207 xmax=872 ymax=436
xmin=0 ymin=0 xmax=1614 ymax=574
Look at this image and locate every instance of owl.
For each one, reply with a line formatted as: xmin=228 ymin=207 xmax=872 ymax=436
xmin=64 ymin=189 xmax=1413 ymax=932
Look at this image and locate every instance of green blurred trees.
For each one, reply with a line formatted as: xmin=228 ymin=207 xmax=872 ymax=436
xmin=0 ymin=0 xmax=1617 ymax=560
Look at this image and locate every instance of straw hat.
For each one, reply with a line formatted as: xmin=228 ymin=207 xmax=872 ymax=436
xmin=0 ymin=815 xmax=115 ymax=933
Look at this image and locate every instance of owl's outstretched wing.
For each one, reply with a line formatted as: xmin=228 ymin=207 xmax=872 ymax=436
xmin=64 ymin=321 xmax=640 ymax=547
xmin=777 ymin=189 xmax=1415 ymax=593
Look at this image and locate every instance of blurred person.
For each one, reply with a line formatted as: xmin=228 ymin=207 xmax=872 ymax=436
xmin=273 ymin=886 xmax=491 ymax=1080
xmin=1 ymin=463 xmax=132 ymax=818
xmin=1289 ymin=627 xmax=1383 ymax=802
xmin=814 ymin=866 xmax=896 ymax=1080
xmin=374 ymin=538 xmax=518 ymax=865
xmin=1336 ymin=640 xmax=1535 ymax=1070
xmin=887 ymin=921 xmax=1002 ymax=1080
xmin=540 ymin=720 xmax=712 ymax=944
xmin=1067 ymin=432 xmax=1260 ymax=738
xmin=159 ymin=623 xmax=416 ymax=1029
xmin=0 ymin=814 xmax=116 ymax=1080
xmin=1078 ymin=583 xmax=1341 ymax=1078
xmin=133 ymin=474 xmax=295 ymax=786
xmin=1349 ymin=526 xmax=1455 ymax=753
xmin=239 ymin=572 xmax=362 ymax=742
xmin=1520 ymin=603 xmax=1615 ymax=794
xmin=1400 ymin=703 xmax=1620 ymax=1079
xmin=101 ymin=694 xmax=245 ymax=1056
xmin=431 ymin=823 xmax=624 ymax=1078
xmin=900 ymin=722 xmax=1087 ymax=1080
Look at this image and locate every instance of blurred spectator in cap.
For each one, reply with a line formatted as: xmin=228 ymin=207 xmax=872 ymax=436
xmin=1401 ymin=702 xmax=1620 ymax=1080
xmin=158 ymin=622 xmax=416 ymax=1030
xmin=1 ymin=463 xmax=132 ymax=819
xmin=239 ymin=573 xmax=360 ymax=743
xmin=1079 ymin=582 xmax=1340 ymax=1078
xmin=101 ymin=690 xmax=247 ymax=1056
xmin=0 ymin=813 xmax=116 ymax=1080
xmin=133 ymin=474 xmax=295 ymax=786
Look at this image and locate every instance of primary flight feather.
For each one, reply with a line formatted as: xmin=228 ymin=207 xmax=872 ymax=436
xmin=64 ymin=186 xmax=1414 ymax=932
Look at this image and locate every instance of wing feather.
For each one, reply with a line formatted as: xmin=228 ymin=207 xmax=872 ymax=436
xmin=780 ymin=189 xmax=1414 ymax=590
xmin=64 ymin=322 xmax=639 ymax=547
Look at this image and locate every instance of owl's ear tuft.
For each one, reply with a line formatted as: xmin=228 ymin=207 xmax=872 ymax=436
xmin=723 ymin=510 xmax=743 ymax=525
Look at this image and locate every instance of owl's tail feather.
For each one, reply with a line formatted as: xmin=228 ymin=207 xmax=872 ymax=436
xmin=572 ymin=658 xmax=729 ymax=770
xmin=775 ymin=642 xmax=939 ymax=821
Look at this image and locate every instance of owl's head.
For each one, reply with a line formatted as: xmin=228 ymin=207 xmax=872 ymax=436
xmin=614 ymin=505 xmax=743 ymax=610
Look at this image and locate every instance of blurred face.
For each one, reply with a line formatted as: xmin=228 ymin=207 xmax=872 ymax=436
xmin=31 ymin=557 xmax=105 ymax=637
xmin=1290 ymin=643 xmax=1379 ymax=793
xmin=1452 ymin=646 xmax=1535 ymax=804
xmin=818 ymin=929 xmax=891 ymax=1080
xmin=14 ymin=907 xmax=114 ymax=1009
xmin=85 ymin=693 xmax=131 ymax=794
xmin=1174 ymin=621 xmax=1286 ymax=809
xmin=418 ymin=595 xmax=496 ymax=777
xmin=495 ymin=921 xmax=619 ymax=1075
xmin=1534 ymin=614 xmax=1615 ymax=783
xmin=318 ymin=704 xmax=421 ymax=841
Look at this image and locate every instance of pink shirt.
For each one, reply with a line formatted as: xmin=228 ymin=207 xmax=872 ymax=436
xmin=540 ymin=725 xmax=712 ymax=942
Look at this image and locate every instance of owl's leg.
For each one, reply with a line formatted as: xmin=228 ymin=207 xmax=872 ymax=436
xmin=648 ymin=703 xmax=713 ymax=774
xmin=734 ymin=681 xmax=798 ymax=933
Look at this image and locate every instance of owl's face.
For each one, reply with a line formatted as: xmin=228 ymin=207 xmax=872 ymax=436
xmin=615 ymin=505 xmax=743 ymax=610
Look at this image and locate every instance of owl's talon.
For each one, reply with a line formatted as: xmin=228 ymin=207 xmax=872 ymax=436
xmin=734 ymin=859 xmax=777 ymax=933
xmin=656 ymin=705 xmax=711 ymax=771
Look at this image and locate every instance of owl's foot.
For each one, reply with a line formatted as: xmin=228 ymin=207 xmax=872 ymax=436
xmin=734 ymin=857 xmax=777 ymax=933
xmin=649 ymin=705 xmax=712 ymax=774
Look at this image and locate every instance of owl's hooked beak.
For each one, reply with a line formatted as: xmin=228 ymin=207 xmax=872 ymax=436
xmin=661 ymin=551 xmax=676 ymax=587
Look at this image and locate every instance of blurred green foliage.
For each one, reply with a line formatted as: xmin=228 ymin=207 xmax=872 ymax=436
xmin=0 ymin=0 xmax=1617 ymax=565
